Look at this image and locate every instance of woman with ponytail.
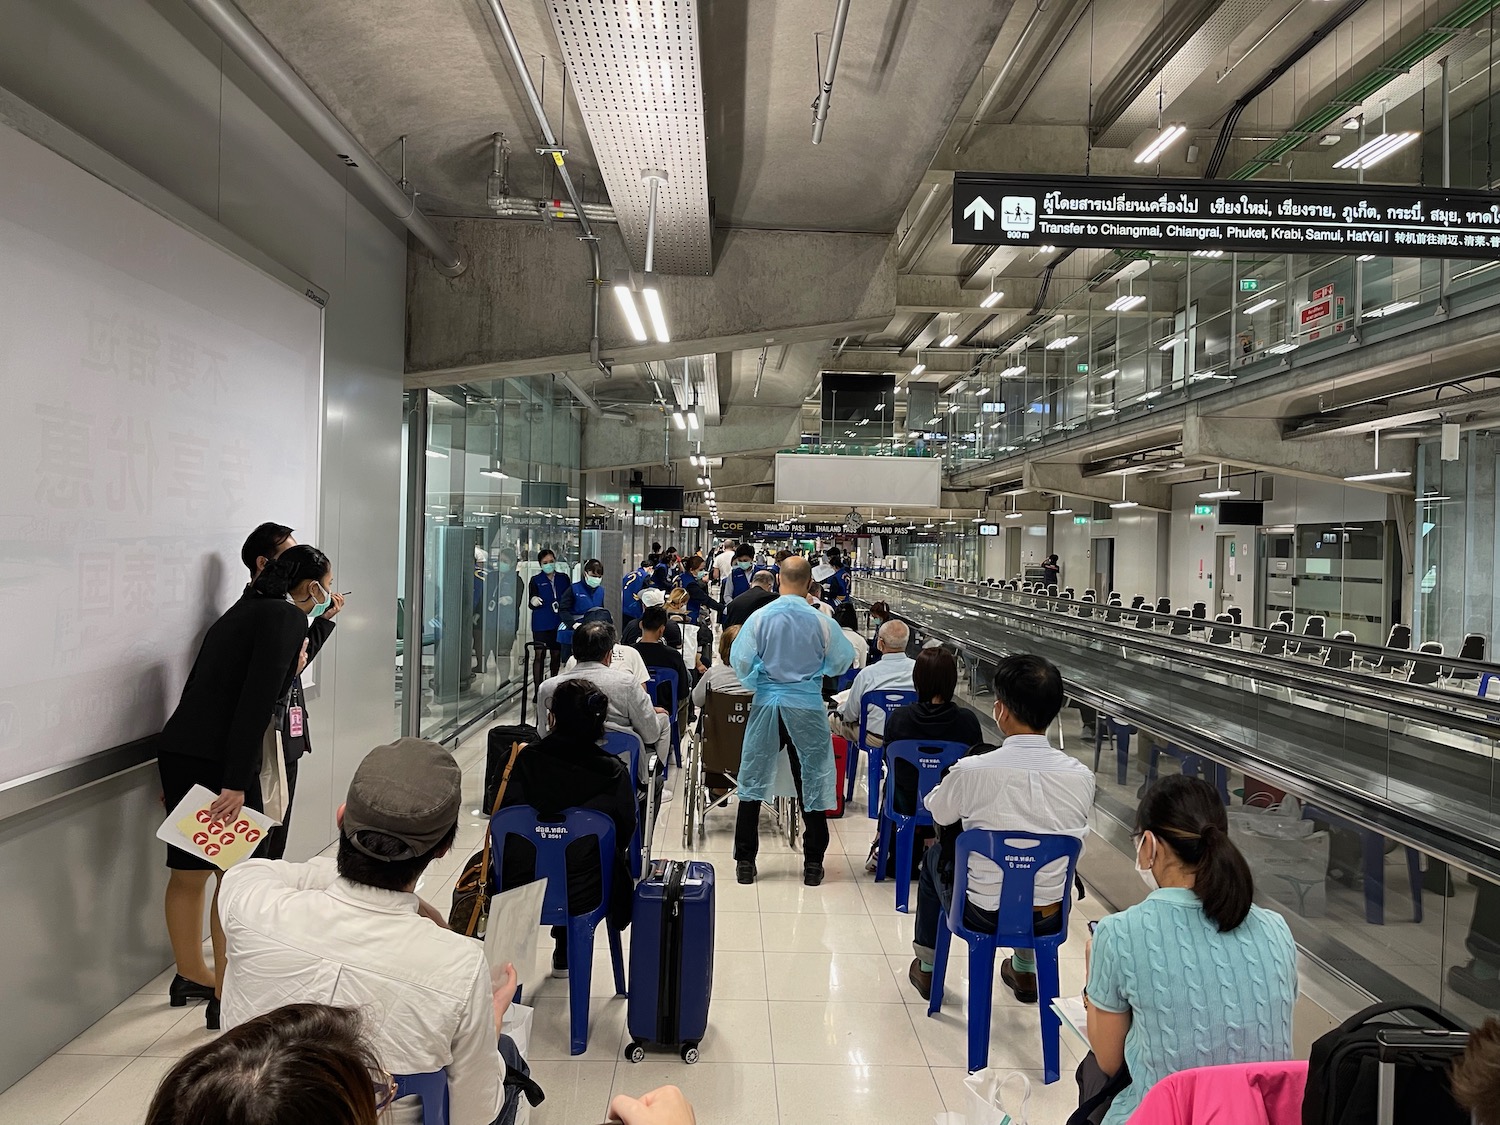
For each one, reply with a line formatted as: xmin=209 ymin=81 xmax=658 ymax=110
xmin=497 ymin=677 xmax=637 ymax=977
xmin=156 ymin=544 xmax=334 ymax=1028
xmin=1081 ymin=775 xmax=1298 ymax=1125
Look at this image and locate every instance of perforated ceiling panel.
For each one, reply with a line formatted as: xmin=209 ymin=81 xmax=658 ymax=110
xmin=548 ymin=0 xmax=712 ymax=276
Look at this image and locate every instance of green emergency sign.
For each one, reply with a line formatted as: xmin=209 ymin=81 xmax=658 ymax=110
xmin=1240 ymin=278 xmax=1259 ymax=292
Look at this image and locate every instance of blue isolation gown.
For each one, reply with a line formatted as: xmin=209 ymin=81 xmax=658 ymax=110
xmin=730 ymin=594 xmax=855 ymax=810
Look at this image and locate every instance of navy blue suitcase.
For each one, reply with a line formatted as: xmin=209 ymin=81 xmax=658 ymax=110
xmin=625 ymin=858 xmax=714 ymax=1063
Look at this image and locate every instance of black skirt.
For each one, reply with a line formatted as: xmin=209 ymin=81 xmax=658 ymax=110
xmin=157 ymin=751 xmax=262 ymax=871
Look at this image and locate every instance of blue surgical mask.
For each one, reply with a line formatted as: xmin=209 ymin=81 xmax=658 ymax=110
xmin=541 ymin=562 xmax=556 ymax=575
xmin=305 ymin=582 xmax=332 ymax=621
xmin=738 ymin=560 xmax=753 ymax=571
xmin=585 ymin=575 xmax=602 ymax=589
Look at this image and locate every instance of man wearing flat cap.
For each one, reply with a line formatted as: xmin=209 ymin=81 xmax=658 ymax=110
xmin=219 ymin=739 xmax=534 ymax=1125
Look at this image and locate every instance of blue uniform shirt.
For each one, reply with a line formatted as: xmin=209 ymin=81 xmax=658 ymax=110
xmin=528 ymin=571 xmax=572 ymax=632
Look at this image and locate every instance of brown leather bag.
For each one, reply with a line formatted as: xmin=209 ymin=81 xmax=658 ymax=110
xmin=448 ymin=741 xmax=523 ymax=938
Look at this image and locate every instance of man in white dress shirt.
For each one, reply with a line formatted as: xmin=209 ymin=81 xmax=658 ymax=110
xmin=219 ymin=739 xmax=537 ymax=1125
xmin=836 ymin=620 xmax=916 ymax=742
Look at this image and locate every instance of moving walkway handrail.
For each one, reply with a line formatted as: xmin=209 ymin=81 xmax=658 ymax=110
xmin=859 ymin=576 xmax=1500 ymax=880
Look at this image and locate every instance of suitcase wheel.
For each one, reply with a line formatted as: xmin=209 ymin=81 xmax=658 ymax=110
xmin=624 ymin=1041 xmax=647 ymax=1064
xmin=680 ymin=1043 xmax=700 ymax=1064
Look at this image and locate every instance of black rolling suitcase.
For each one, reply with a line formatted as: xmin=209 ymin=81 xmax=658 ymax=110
xmin=484 ymin=640 xmax=547 ymax=808
xmin=625 ymin=859 xmax=715 ymax=1064
xmin=1302 ymin=1001 xmax=1469 ymax=1125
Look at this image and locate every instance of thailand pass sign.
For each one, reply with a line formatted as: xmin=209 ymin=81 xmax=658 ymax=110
xmin=953 ymin=172 xmax=1500 ymax=260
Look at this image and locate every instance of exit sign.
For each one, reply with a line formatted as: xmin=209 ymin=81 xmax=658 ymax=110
xmin=1240 ymin=278 xmax=1259 ymax=292
xmin=1073 ymin=516 xmax=1089 ymax=525
xmin=1076 ymin=363 xmax=1089 ymax=374
xmin=1193 ymin=503 xmax=1214 ymax=516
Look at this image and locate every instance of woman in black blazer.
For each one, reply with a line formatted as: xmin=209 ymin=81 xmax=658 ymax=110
xmin=156 ymin=544 xmax=333 ymax=1027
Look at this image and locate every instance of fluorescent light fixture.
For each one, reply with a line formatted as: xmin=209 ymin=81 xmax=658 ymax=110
xmin=907 ymin=430 xmax=922 ymax=437
xmin=950 ymin=380 xmax=968 ymax=394
xmin=1357 ymin=254 xmax=1376 ymax=262
xmin=844 ymin=430 xmax=855 ymax=437
xmin=1193 ymin=250 xmax=1225 ymax=258
xmin=687 ymin=412 xmax=699 ymax=430
xmin=927 ymin=416 xmax=941 ymax=425
xmin=1199 ymin=489 xmax=1241 ymax=500
xmin=1416 ymin=495 xmax=1451 ymax=503
xmin=939 ymin=333 xmax=960 ymax=347
xmin=1242 ymin=297 xmax=1277 ymax=314
xmin=480 ymin=467 xmax=508 ymax=479
xmin=1158 ymin=337 xmax=1180 ymax=350
xmin=1135 ymin=123 xmax=1187 ymax=164
xmin=1344 ymin=469 xmax=1412 ymax=482
xmin=425 ymin=449 xmax=448 ymax=459
xmin=613 ymin=272 xmax=648 ymax=341
xmin=689 ymin=454 xmax=699 ymax=466
xmin=858 ymin=418 xmax=869 ymax=425
xmin=1005 ymin=511 xmax=1024 ymax=519
xmin=1141 ymin=389 xmax=1163 ymax=400
xmin=972 ymin=515 xmax=985 ymax=522
xmin=1110 ymin=500 xmax=1139 ymax=509
xmin=1046 ymin=335 xmax=1079 ymax=349
xmin=639 ymin=279 xmax=670 ymax=342
xmin=1094 ymin=407 xmax=1118 ymax=416
xmin=1037 ymin=246 xmax=1057 ymax=254
xmin=1107 ymin=294 xmax=1146 ymax=312
xmin=1051 ymin=507 xmax=1073 ymax=516
xmin=910 ymin=362 xmax=927 ymax=376
xmin=975 ymin=386 xmax=991 ymax=397
xmin=1333 ymin=131 xmax=1419 ymax=170
xmin=999 ymin=365 xmax=1028 ymax=377
xmin=1267 ymin=342 xmax=1299 ymax=354
xmin=980 ymin=290 xmax=1003 ymax=309
xmin=947 ymin=403 xmax=961 ymax=414
xmin=1096 ymin=368 xmax=1119 ymax=380
xmin=671 ymin=411 xmax=686 ymax=430
xmin=1365 ymin=300 xmax=1417 ymax=318
xmin=1343 ymin=115 xmax=1361 ymax=130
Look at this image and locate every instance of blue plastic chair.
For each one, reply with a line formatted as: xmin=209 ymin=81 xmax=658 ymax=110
xmin=1092 ymin=716 xmax=1133 ymax=785
xmin=834 ymin=665 xmax=858 ymax=692
xmin=1146 ymin=742 xmax=1231 ymax=805
xmin=927 ymin=829 xmax=1082 ymax=1081
xmin=875 ymin=739 xmax=969 ymax=912
xmin=603 ymin=726 xmax=649 ymax=880
xmin=646 ymin=666 xmax=682 ymax=768
xmin=844 ymin=689 xmax=919 ymax=817
xmin=1301 ymin=804 xmax=1422 ymax=925
xmin=392 ymin=1071 xmax=448 ymax=1125
xmin=489 ymin=807 xmax=627 ymax=1055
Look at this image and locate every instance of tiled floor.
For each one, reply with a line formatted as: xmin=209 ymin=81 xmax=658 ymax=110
xmin=0 ymin=706 xmax=1336 ymax=1125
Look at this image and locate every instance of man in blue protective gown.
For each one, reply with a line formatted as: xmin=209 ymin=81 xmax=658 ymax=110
xmin=730 ymin=555 xmax=856 ymax=887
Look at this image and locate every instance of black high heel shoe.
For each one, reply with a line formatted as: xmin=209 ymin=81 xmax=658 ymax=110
xmin=169 ymin=974 xmax=216 ymax=1008
xmin=205 ymin=998 xmax=221 ymax=1031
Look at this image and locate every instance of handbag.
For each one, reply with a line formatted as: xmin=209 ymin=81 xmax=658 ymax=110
xmin=449 ymin=742 xmax=523 ymax=937
xmin=1065 ymin=1054 xmax=1131 ymax=1125
xmin=258 ymin=721 xmax=290 ymax=824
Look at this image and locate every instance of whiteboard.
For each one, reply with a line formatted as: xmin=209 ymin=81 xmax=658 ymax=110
xmin=0 ymin=120 xmax=322 ymax=789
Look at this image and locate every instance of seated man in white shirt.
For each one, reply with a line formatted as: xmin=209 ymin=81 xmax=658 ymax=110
xmin=907 ymin=654 xmax=1095 ymax=1006
xmin=836 ymin=620 xmax=915 ymax=743
xmin=219 ymin=739 xmax=536 ymax=1125
xmin=539 ymin=620 xmax=669 ymax=758
xmin=565 ymin=607 xmax=649 ymax=689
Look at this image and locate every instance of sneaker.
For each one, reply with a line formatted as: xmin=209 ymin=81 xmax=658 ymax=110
xmin=907 ymin=958 xmax=933 ymax=1002
xmin=1000 ymin=957 xmax=1038 ymax=1004
xmin=551 ymin=945 xmax=569 ymax=979
xmin=736 ymin=860 xmax=757 ymax=885
xmin=659 ymin=788 xmax=674 ymax=804
xmin=803 ymin=862 xmax=825 ymax=887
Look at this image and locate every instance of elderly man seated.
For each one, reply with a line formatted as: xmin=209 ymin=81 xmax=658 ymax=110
xmin=835 ymin=619 xmax=915 ymax=745
xmin=540 ymin=621 xmax=668 ymax=758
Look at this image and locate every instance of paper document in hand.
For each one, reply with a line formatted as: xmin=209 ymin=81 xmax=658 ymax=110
xmin=812 ymin=564 xmax=836 ymax=583
xmin=156 ymin=785 xmax=279 ymax=870
xmin=485 ymin=878 xmax=548 ymax=995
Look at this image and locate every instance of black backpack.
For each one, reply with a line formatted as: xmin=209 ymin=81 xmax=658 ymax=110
xmin=1303 ymin=1001 xmax=1467 ymax=1125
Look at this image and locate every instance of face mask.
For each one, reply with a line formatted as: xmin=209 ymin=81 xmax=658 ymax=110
xmin=305 ymin=582 xmax=332 ymax=621
xmin=541 ymin=562 xmax=556 ymax=575
xmin=496 ymin=561 xmax=512 ymax=572
xmin=585 ymin=575 xmax=602 ymax=589
xmin=738 ymin=560 xmax=753 ymax=571
xmin=1134 ymin=832 xmax=1161 ymax=892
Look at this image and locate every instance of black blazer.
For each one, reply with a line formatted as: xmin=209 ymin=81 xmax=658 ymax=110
xmin=158 ymin=593 xmax=309 ymax=791
xmin=723 ymin=585 xmax=775 ymax=629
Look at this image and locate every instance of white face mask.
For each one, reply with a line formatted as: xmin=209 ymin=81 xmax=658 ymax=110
xmin=1134 ymin=832 xmax=1160 ymax=892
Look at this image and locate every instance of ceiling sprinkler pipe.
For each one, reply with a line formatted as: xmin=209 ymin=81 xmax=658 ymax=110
xmin=182 ymin=0 xmax=465 ymax=276
xmin=811 ymin=0 xmax=852 ymax=144
xmin=953 ymin=0 xmax=1050 ymax=156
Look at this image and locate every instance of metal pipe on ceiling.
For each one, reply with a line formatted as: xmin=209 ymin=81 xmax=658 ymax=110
xmin=181 ymin=0 xmax=465 ymax=277
xmin=811 ymin=0 xmax=853 ymax=145
xmin=952 ymin=0 xmax=1057 ymax=153
xmin=479 ymin=0 xmax=610 ymax=378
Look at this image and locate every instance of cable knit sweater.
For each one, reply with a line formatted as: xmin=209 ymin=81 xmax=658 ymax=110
xmin=1086 ymin=888 xmax=1298 ymax=1125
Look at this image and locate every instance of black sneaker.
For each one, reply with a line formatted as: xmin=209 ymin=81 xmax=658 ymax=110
xmin=736 ymin=860 xmax=756 ymax=884
xmin=803 ymin=862 xmax=825 ymax=887
xmin=551 ymin=944 xmax=568 ymax=979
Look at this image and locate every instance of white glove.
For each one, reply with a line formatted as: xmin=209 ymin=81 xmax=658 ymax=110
xmin=551 ymin=601 xmax=560 ymax=613
xmin=529 ymin=596 xmax=543 ymax=609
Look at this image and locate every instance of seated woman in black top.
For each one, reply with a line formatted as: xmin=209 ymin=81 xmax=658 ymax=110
xmin=498 ymin=678 xmax=637 ymax=977
xmin=885 ymin=647 xmax=983 ymax=816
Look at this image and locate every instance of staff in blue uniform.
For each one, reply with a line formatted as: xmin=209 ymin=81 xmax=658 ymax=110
xmin=729 ymin=556 xmax=854 ymax=888
xmin=558 ymin=558 xmax=606 ymax=663
xmin=823 ymin=547 xmax=851 ymax=608
xmin=676 ymin=555 xmax=723 ymax=626
xmin=528 ymin=548 xmax=573 ymax=688
xmin=622 ymin=559 xmax=651 ymax=622
xmin=720 ymin=543 xmax=762 ymax=604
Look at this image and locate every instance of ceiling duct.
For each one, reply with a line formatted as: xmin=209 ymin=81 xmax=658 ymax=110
xmin=546 ymin=0 xmax=713 ymax=275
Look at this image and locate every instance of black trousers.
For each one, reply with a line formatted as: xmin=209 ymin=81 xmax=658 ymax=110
xmin=259 ymin=752 xmax=301 ymax=861
xmin=733 ymin=717 xmax=829 ymax=865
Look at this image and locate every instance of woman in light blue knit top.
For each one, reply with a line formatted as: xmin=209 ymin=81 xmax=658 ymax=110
xmin=1084 ymin=776 xmax=1298 ymax=1125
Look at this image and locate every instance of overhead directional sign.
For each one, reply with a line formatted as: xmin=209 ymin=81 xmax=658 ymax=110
xmin=953 ymin=172 xmax=1500 ymax=260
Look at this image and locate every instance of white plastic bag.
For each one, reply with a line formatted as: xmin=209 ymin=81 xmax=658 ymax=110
xmin=932 ymin=1070 xmax=1031 ymax=1125
xmin=1230 ymin=796 xmax=1329 ymax=917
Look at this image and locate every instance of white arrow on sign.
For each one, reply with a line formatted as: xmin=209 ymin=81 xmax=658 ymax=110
xmin=964 ymin=195 xmax=995 ymax=231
